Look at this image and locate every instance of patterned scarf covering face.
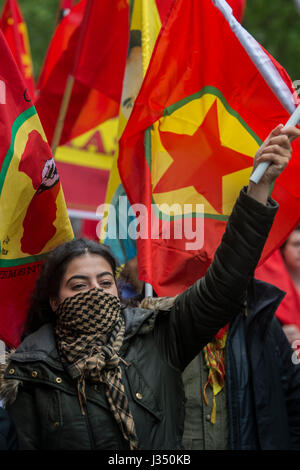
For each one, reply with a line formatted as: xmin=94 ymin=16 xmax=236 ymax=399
xmin=55 ymin=287 xmax=139 ymax=450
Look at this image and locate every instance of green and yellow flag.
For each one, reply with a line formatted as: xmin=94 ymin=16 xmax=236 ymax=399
xmin=0 ymin=31 xmax=73 ymax=347
xmin=0 ymin=0 xmax=36 ymax=99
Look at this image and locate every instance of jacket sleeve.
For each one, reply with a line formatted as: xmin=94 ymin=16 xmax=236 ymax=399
xmin=154 ymin=187 xmax=278 ymax=371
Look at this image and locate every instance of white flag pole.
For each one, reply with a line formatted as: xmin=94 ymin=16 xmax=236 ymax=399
xmin=250 ymin=104 xmax=300 ymax=184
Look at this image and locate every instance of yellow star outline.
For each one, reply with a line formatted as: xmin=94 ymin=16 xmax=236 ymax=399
xmin=149 ymin=92 xmax=260 ymax=218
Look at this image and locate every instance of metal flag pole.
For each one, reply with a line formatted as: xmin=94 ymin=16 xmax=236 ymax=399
xmin=145 ymin=282 xmax=153 ymax=297
xmin=250 ymin=103 xmax=300 ymax=184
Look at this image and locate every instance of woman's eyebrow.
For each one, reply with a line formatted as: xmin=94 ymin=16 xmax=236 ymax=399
xmin=66 ymin=272 xmax=114 ymax=285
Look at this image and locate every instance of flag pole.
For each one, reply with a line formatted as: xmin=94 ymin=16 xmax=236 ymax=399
xmin=50 ymin=0 xmax=93 ymax=156
xmin=250 ymin=103 xmax=300 ymax=184
xmin=50 ymin=75 xmax=75 ymax=155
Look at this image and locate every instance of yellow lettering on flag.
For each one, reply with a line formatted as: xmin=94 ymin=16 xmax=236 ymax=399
xmin=55 ymin=118 xmax=118 ymax=172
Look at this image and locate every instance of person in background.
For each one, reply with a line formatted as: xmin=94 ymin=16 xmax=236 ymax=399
xmin=179 ymin=205 xmax=300 ymax=450
xmin=255 ymin=225 xmax=300 ymax=345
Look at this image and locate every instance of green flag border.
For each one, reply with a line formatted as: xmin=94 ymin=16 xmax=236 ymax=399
xmin=0 ymin=106 xmax=37 ymax=196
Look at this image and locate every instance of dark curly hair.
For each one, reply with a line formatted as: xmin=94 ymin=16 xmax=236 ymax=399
xmin=22 ymin=238 xmax=119 ymax=340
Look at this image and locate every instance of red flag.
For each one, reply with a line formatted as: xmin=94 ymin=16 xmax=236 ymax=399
xmin=0 ymin=30 xmax=73 ymax=348
xmin=0 ymin=0 xmax=35 ymax=100
xmin=156 ymin=0 xmax=246 ymax=26
xmin=60 ymin=0 xmax=74 ymax=8
xmin=118 ymin=0 xmax=300 ymax=297
xmin=59 ymin=0 xmax=75 ymax=18
xmin=35 ymin=0 xmax=129 ymax=147
xmin=36 ymin=0 xmax=83 ymax=91
xmin=155 ymin=0 xmax=174 ymax=23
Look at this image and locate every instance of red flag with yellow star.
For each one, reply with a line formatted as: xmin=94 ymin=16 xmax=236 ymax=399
xmin=118 ymin=0 xmax=300 ymax=297
xmin=0 ymin=30 xmax=73 ymax=347
xmin=0 ymin=0 xmax=35 ymax=100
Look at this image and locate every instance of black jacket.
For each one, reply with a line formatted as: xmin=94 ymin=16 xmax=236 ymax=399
xmin=226 ymin=278 xmax=300 ymax=450
xmin=0 ymin=189 xmax=278 ymax=450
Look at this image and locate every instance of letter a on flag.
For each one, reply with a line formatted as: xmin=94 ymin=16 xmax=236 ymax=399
xmin=119 ymin=0 xmax=300 ymax=297
xmin=0 ymin=31 xmax=73 ymax=347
